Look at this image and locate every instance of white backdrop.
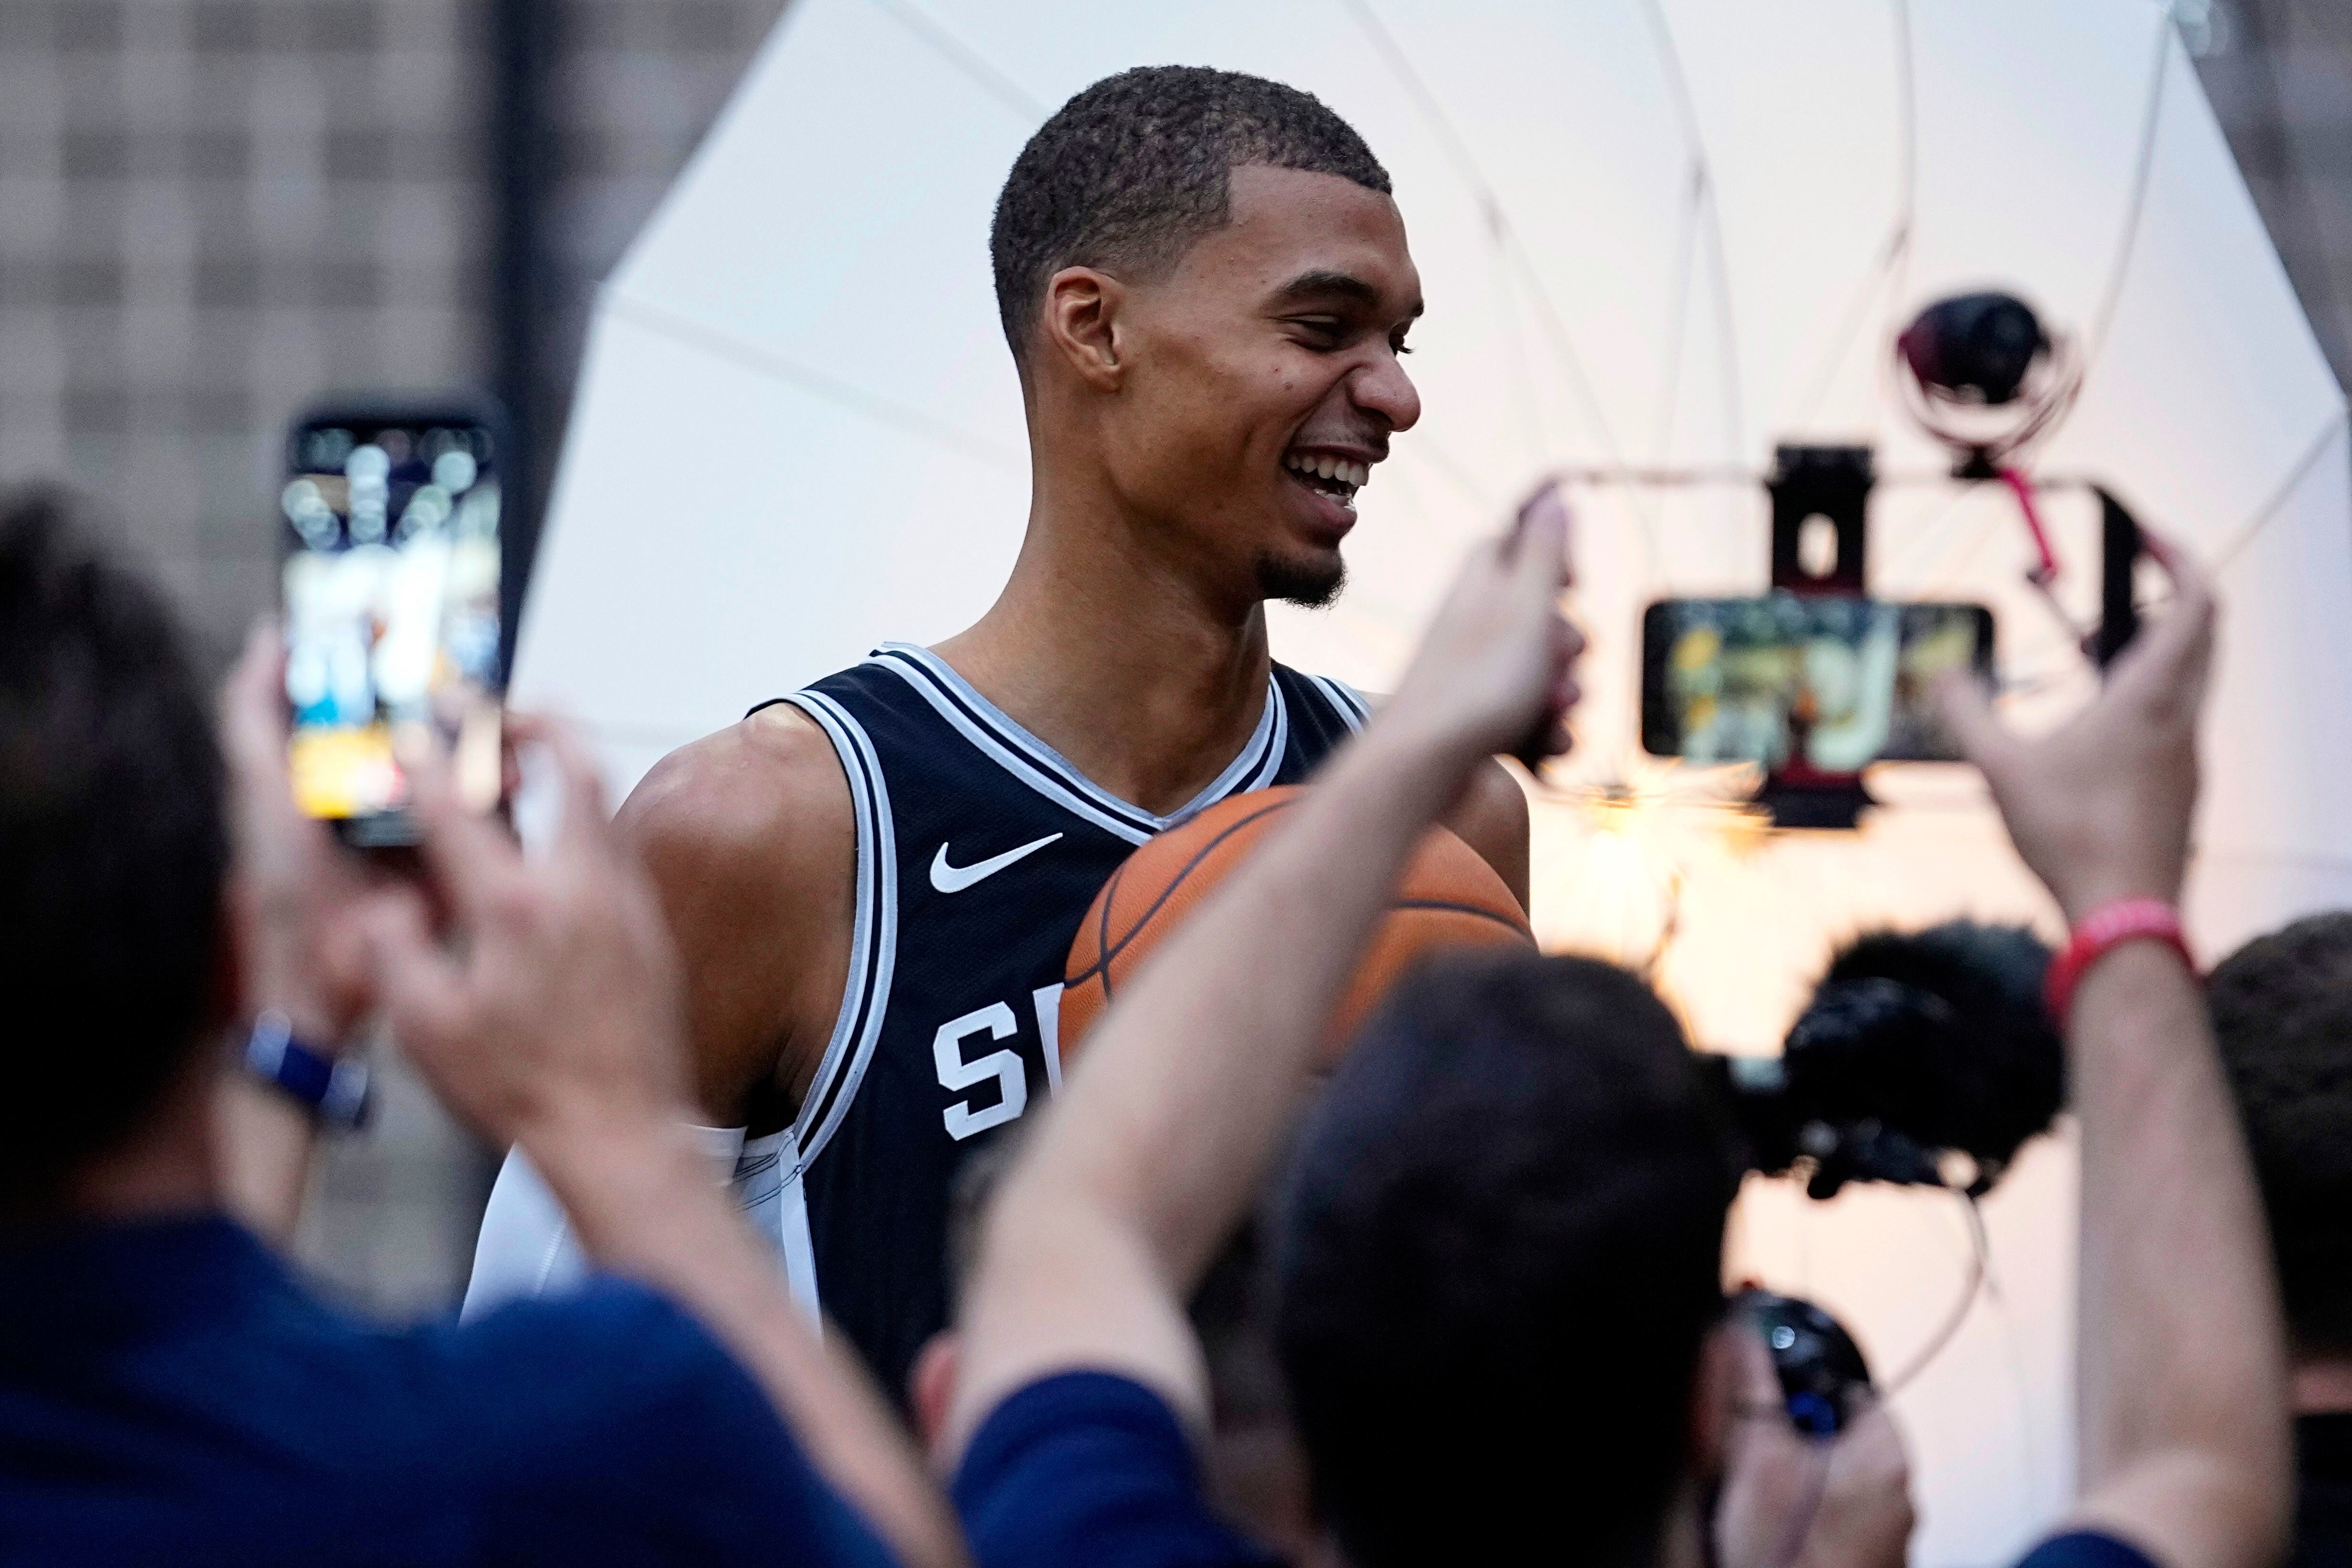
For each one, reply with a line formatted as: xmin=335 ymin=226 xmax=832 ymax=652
xmin=513 ymin=4 xmax=2352 ymax=1561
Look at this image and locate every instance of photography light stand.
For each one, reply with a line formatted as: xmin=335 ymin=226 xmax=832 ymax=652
xmin=1545 ymin=288 xmax=2144 ymax=831
xmin=1548 ymin=454 xmax=2144 ymax=830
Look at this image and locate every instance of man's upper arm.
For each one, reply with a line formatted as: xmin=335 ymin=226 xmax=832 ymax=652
xmin=1346 ymin=695 xmax=1532 ymax=911
xmin=615 ymin=708 xmax=857 ymax=1127
xmin=1444 ymin=755 xmax=1532 ymax=911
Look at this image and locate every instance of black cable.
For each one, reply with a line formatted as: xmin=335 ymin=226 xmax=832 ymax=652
xmin=1881 ymin=1189 xmax=1990 ymax=1398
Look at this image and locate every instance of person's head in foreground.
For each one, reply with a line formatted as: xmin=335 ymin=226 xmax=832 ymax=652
xmin=2211 ymin=911 xmax=2352 ymax=1374
xmin=0 ymin=489 xmax=958 ymax=1568
xmin=990 ymin=64 xmax=1421 ymax=612
xmin=1276 ymin=951 xmax=1746 ymax=1568
xmin=2211 ymin=910 xmax=2352 ymax=1567
xmin=0 ymin=487 xmax=228 ymax=1219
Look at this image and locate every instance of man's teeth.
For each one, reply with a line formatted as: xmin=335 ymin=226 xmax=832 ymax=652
xmin=1283 ymin=452 xmax=1371 ymax=489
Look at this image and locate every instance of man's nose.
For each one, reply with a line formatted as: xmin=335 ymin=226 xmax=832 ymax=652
xmin=1352 ymin=348 xmax=1421 ymax=434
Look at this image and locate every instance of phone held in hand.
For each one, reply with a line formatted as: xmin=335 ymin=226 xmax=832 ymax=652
xmin=1738 ymin=1288 xmax=1873 ymax=1438
xmin=279 ymin=398 xmax=506 ymax=846
xmin=1641 ymin=594 xmax=1993 ymax=771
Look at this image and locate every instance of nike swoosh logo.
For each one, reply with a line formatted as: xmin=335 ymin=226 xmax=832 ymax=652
xmin=930 ymin=832 xmax=1063 ymax=894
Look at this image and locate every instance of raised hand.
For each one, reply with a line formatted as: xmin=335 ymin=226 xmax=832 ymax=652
xmin=218 ymin=620 xmax=415 ymax=1044
xmin=1935 ymin=527 xmax=2215 ymax=922
xmin=1712 ymin=1326 xmax=1914 ymax=1568
xmin=363 ymin=717 xmax=691 ymax=1149
xmin=1384 ymin=478 xmax=1583 ymax=774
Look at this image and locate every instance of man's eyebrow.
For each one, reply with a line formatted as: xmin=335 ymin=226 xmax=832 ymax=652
xmin=1271 ymin=269 xmax=1424 ymax=319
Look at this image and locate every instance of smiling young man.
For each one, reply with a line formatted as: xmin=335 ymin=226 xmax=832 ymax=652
xmin=466 ymin=66 xmax=1528 ymax=1400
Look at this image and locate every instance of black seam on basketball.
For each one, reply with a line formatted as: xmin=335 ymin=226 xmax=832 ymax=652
xmin=1072 ymin=856 xmax=1129 ymax=996
xmin=1386 ymin=898 xmax=1534 ymax=938
xmin=1090 ymin=796 xmax=1298 ymax=980
xmin=1064 ymin=811 xmax=1519 ymax=996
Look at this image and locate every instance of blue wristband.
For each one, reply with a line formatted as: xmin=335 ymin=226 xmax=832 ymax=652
xmin=243 ymin=1010 xmax=372 ymax=1130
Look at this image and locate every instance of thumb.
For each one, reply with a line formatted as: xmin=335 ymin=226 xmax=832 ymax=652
xmin=1730 ymin=1317 xmax=1792 ymax=1428
xmin=1511 ymin=479 xmax=1571 ymax=590
xmin=363 ymin=895 xmax=467 ymax=1058
xmin=218 ymin=619 xmax=289 ymax=789
xmin=1932 ymin=669 xmax=2016 ymax=780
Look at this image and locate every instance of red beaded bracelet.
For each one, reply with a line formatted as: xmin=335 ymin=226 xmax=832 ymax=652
xmin=2043 ymin=897 xmax=2197 ymax=1028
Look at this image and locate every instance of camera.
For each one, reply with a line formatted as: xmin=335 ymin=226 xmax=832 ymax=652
xmin=1702 ymin=921 xmax=2063 ymax=1202
xmin=1739 ymin=1289 xmax=1874 ymax=1438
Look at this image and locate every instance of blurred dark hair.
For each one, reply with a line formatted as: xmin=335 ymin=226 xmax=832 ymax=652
xmin=1275 ymin=952 xmax=1742 ymax=1568
xmin=989 ymin=65 xmax=1390 ymax=365
xmin=0 ymin=487 xmax=228 ymax=1205
xmin=2209 ymin=912 xmax=2352 ymax=1356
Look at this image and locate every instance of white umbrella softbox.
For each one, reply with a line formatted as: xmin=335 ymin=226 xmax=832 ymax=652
xmin=513 ymin=5 xmax=2350 ymax=1560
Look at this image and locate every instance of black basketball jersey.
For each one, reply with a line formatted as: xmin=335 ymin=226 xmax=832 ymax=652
xmin=744 ymin=642 xmax=1367 ymax=1397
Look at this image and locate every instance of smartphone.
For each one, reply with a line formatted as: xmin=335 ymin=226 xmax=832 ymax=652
xmin=280 ymin=398 xmax=505 ymax=845
xmin=1641 ymin=595 xmax=1993 ymax=769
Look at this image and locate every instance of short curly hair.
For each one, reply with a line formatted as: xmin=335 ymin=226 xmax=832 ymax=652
xmin=989 ymin=65 xmax=1391 ymax=365
xmin=2209 ymin=911 xmax=2352 ymax=1354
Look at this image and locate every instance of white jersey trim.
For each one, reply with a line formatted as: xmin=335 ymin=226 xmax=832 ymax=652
xmin=869 ymin=643 xmax=1286 ymax=840
xmin=736 ymin=1125 xmax=821 ymax=1323
xmin=1308 ymin=674 xmax=1371 ymax=732
xmin=774 ymin=689 xmax=899 ymax=1178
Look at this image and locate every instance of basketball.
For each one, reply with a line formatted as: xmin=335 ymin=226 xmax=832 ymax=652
xmin=1059 ymin=785 xmax=1535 ymax=1069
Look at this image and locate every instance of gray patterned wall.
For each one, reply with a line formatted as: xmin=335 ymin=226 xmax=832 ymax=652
xmin=2194 ymin=0 xmax=2352 ymax=395
xmin=0 ymin=0 xmax=782 ymax=1316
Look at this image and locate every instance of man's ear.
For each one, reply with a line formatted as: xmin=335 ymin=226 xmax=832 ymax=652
xmin=1038 ymin=266 xmax=1129 ymax=392
xmin=909 ymin=1330 xmax=961 ymax=1456
xmin=1690 ymin=1316 xmax=1749 ymax=1484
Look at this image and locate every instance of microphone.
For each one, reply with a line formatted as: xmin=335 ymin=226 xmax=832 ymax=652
xmin=1702 ymin=922 xmax=2064 ymax=1200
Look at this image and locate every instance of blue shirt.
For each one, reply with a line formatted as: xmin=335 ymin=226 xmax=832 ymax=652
xmin=954 ymin=1371 xmax=1279 ymax=1568
xmin=0 ymin=1215 xmax=901 ymax=1568
xmin=955 ymin=1370 xmax=2164 ymax=1568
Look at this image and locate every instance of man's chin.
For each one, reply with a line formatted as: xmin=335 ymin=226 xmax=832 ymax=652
xmin=1255 ymin=551 xmax=1347 ymax=610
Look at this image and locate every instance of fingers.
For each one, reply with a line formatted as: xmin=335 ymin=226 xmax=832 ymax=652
xmin=1511 ymin=479 xmax=1571 ymax=590
xmin=2106 ymin=523 xmax=2217 ymax=710
xmin=1931 ymin=667 xmax=2019 ymax=784
xmin=218 ymin=619 xmax=290 ymax=793
xmin=398 ymin=727 xmax=523 ymax=919
xmin=1730 ymin=1317 xmax=1794 ymax=1425
xmin=527 ymin=716 xmax=616 ymax=858
xmin=363 ymin=895 xmax=468 ymax=1053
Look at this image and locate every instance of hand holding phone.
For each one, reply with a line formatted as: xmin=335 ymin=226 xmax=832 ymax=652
xmin=280 ymin=400 xmax=506 ymax=845
xmin=1642 ymin=595 xmax=1993 ymax=771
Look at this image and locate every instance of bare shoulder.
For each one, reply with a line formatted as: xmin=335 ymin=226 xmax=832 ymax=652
xmin=616 ymin=703 xmax=851 ymax=881
xmin=1445 ymin=756 xmax=1532 ymax=911
xmin=615 ymin=704 xmax=856 ymax=1122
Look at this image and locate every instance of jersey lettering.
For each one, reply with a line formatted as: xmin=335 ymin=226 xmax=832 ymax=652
xmin=1032 ymin=984 xmax=1064 ymax=1096
xmin=933 ymin=1002 xmax=1028 ymax=1141
xmin=773 ymin=651 xmax=1364 ymax=1399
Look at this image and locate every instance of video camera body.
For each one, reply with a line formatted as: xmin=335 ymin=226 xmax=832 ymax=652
xmin=1705 ymin=920 xmax=2062 ymax=1201
xmin=1707 ymin=920 xmax=2064 ymax=1433
xmin=1741 ymin=1289 xmax=1875 ymax=1438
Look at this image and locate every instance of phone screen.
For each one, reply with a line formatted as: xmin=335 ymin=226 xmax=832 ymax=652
xmin=1641 ymin=596 xmax=1992 ymax=769
xmin=280 ymin=409 xmax=502 ymax=841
